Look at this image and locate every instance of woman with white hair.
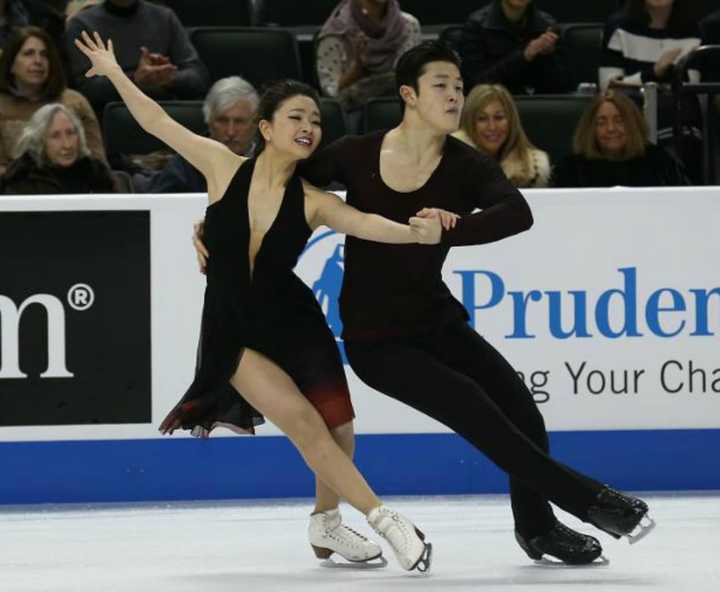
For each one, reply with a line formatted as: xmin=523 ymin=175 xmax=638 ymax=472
xmin=1 ymin=102 xmax=115 ymax=194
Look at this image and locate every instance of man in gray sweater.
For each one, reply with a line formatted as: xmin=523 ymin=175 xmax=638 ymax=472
xmin=66 ymin=0 xmax=208 ymax=111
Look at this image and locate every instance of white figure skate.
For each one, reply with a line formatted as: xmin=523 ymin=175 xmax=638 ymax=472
xmin=366 ymin=505 xmax=432 ymax=573
xmin=309 ymin=509 xmax=386 ymax=567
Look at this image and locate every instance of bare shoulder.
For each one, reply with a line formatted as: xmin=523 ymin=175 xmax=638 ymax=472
xmin=301 ymin=178 xmax=343 ymax=229
xmin=208 ymin=153 xmax=248 ymax=204
xmin=300 ymin=177 xmax=336 ymax=199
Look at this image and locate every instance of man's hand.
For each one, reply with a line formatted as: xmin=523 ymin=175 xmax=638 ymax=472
xmin=524 ymin=30 xmax=559 ymax=62
xmin=192 ymin=220 xmax=209 ymax=273
xmin=133 ymin=46 xmax=177 ymax=87
xmin=409 ymin=215 xmax=442 ymax=244
xmin=654 ymin=47 xmax=682 ymax=78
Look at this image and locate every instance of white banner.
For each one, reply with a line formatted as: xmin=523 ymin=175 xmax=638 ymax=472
xmin=1 ymin=187 xmax=719 ymax=442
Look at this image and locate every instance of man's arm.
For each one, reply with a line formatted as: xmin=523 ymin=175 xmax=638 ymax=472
xmin=440 ymin=152 xmax=533 ymax=247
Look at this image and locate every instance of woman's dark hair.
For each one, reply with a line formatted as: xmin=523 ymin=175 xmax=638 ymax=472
xmin=623 ymin=0 xmax=699 ymax=33
xmin=0 ymin=26 xmax=66 ymax=99
xmin=254 ymin=79 xmax=321 ymax=154
xmin=395 ymin=40 xmax=462 ymax=96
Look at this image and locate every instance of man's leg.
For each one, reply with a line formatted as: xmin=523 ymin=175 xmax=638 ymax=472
xmin=346 ymin=336 xmax=602 ymax=519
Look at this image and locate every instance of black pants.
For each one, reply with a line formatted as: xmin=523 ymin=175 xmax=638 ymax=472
xmin=346 ymin=321 xmax=603 ymax=537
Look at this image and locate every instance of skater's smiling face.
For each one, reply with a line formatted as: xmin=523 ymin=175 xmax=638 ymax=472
xmin=400 ymin=61 xmax=464 ymax=134
xmin=259 ymin=95 xmax=322 ymax=159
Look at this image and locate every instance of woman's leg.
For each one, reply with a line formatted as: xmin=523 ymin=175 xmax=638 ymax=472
xmin=314 ymin=421 xmax=355 ymax=513
xmin=230 ymin=349 xmax=378 ymax=514
xmin=231 ymin=348 xmax=432 ymax=571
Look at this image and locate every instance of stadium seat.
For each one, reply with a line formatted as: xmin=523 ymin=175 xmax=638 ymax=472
xmin=514 ymin=94 xmax=593 ymax=165
xmin=561 ymin=23 xmax=605 ymax=89
xmin=362 ymin=97 xmax=402 ymax=134
xmin=103 ymin=101 xmax=205 ymax=156
xmin=190 ymin=27 xmax=302 ymax=88
xmin=319 ymin=98 xmax=347 ymax=149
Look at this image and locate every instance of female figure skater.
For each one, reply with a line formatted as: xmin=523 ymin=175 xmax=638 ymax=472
xmin=195 ymin=41 xmax=655 ymax=566
xmin=74 ymin=31 xmax=438 ymax=573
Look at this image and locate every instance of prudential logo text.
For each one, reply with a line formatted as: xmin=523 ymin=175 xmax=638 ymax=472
xmin=457 ymin=267 xmax=719 ymax=339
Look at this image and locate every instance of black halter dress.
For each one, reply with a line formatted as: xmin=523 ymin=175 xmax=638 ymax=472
xmin=160 ymin=157 xmax=354 ymax=436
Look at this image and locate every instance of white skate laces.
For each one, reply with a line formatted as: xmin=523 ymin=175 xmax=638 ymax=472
xmin=366 ymin=505 xmax=432 ymax=573
xmin=308 ymin=509 xmax=385 ymax=565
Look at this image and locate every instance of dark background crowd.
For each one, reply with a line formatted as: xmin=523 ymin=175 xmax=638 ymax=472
xmin=1 ymin=0 xmax=719 ymax=195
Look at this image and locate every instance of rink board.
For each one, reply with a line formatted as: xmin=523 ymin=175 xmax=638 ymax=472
xmin=1 ymin=189 xmax=719 ymax=503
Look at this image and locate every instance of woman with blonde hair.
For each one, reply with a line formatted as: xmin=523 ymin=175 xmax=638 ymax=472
xmin=552 ymin=90 xmax=689 ymax=187
xmin=453 ymin=84 xmax=550 ymax=188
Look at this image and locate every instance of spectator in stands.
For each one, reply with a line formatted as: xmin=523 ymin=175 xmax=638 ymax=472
xmin=65 ymin=1 xmax=100 ymax=20
xmin=552 ymin=90 xmax=690 ymax=187
xmin=316 ymin=0 xmax=421 ymax=111
xmin=0 ymin=0 xmax=64 ymax=52
xmin=600 ymin=0 xmax=702 ymax=90
xmin=65 ymin=0 xmax=208 ymax=112
xmin=141 ymin=76 xmax=259 ymax=193
xmin=0 ymin=26 xmax=105 ymax=175
xmin=600 ymin=0 xmax=703 ymax=182
xmin=459 ymin=0 xmax=572 ymax=95
xmin=453 ymin=84 xmax=550 ymax=187
xmin=1 ymin=102 xmax=116 ymax=193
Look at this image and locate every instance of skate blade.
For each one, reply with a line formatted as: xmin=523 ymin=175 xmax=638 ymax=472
xmin=532 ymin=555 xmax=610 ymax=568
xmin=319 ymin=555 xmax=388 ymax=569
xmin=627 ymin=515 xmax=656 ymax=545
xmin=412 ymin=543 xmax=433 ymax=575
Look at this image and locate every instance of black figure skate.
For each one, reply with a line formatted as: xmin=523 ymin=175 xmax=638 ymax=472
xmin=515 ymin=521 xmax=608 ymax=566
xmin=587 ymin=487 xmax=656 ymax=544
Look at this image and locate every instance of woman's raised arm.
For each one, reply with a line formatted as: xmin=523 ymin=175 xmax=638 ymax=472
xmin=74 ymin=31 xmax=235 ymax=199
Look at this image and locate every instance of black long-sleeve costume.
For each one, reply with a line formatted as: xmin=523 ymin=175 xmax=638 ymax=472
xmin=299 ymin=132 xmax=604 ymax=537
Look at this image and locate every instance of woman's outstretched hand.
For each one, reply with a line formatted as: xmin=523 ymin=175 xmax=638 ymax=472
xmin=74 ymin=30 xmax=120 ymax=78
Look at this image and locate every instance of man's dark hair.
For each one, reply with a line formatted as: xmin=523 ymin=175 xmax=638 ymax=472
xmin=395 ymin=40 xmax=462 ymax=96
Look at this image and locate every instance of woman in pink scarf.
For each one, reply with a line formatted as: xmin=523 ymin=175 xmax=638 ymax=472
xmin=316 ymin=0 xmax=421 ymax=110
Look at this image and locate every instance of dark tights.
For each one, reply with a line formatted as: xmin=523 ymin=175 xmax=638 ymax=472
xmin=346 ymin=321 xmax=603 ymax=537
